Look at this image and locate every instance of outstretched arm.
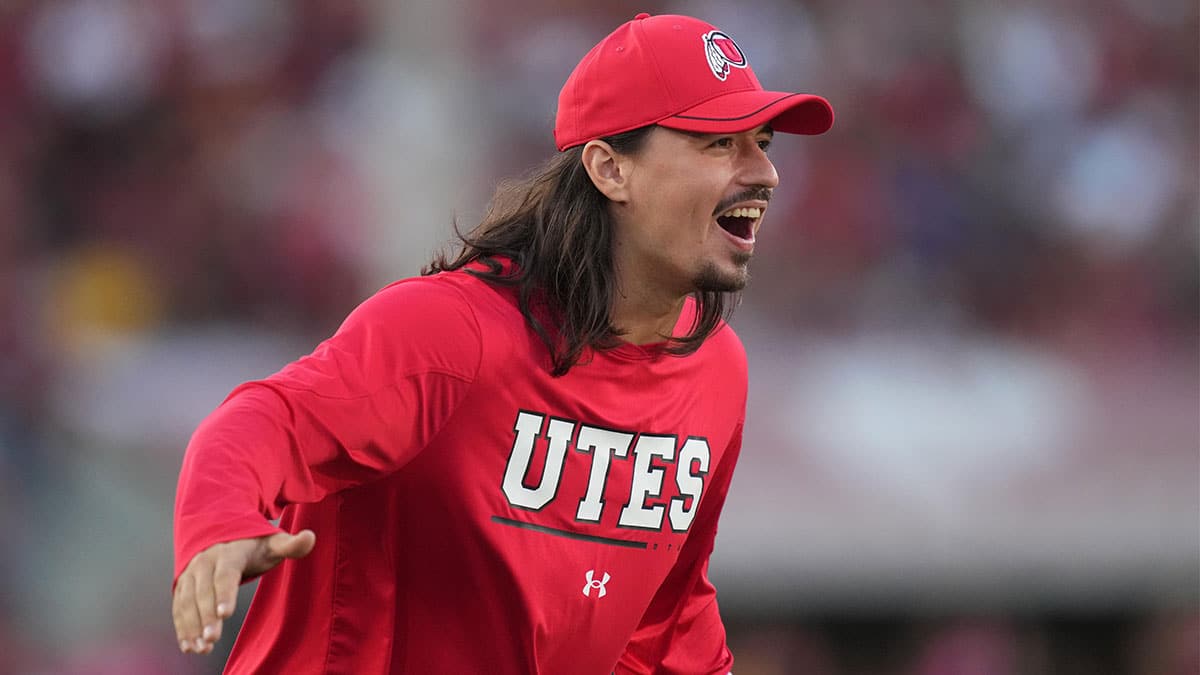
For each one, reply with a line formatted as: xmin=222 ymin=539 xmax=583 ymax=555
xmin=170 ymin=278 xmax=482 ymax=655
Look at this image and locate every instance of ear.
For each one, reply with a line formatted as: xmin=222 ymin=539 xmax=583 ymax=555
xmin=581 ymin=140 xmax=631 ymax=203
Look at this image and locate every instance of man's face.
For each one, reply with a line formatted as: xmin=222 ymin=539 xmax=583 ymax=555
xmin=611 ymin=124 xmax=779 ymax=296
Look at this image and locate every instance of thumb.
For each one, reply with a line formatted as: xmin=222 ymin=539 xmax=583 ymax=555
xmin=266 ymin=529 xmax=316 ymax=561
xmin=242 ymin=530 xmax=316 ymax=578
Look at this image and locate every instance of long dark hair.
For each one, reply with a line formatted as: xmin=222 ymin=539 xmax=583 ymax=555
xmin=424 ymin=127 xmax=734 ymax=376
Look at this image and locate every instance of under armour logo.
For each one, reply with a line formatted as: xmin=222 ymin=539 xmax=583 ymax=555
xmin=582 ymin=569 xmax=610 ymax=598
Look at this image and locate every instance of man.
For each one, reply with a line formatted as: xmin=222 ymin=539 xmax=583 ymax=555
xmin=172 ymin=12 xmax=832 ymax=674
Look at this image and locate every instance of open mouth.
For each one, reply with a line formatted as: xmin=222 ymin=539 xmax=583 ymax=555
xmin=716 ymin=206 xmax=761 ymax=241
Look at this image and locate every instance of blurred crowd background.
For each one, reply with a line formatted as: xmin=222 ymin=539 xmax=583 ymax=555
xmin=0 ymin=0 xmax=1196 ymax=673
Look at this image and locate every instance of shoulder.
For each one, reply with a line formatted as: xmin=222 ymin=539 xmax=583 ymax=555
xmin=350 ymin=269 xmax=510 ymax=329
xmin=704 ymin=320 xmax=748 ymax=378
xmin=329 ymin=272 xmax=495 ymax=368
xmin=708 ymin=317 xmax=746 ymax=356
xmin=366 ymin=270 xmax=475 ymax=309
xmin=681 ymin=307 xmax=749 ymax=409
xmin=678 ymin=296 xmax=747 ymax=371
xmin=658 ymin=300 xmax=748 ymax=402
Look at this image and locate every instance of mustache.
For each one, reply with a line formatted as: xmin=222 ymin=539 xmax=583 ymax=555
xmin=713 ymin=186 xmax=773 ymax=216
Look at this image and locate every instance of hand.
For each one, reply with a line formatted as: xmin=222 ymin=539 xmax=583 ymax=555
xmin=172 ymin=529 xmax=316 ymax=654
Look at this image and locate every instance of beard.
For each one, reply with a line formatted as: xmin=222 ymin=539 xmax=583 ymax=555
xmin=693 ymin=253 xmax=752 ymax=293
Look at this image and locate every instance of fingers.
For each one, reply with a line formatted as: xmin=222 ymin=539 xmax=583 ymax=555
xmin=212 ymin=559 xmax=242 ymax=630
xmin=172 ymin=565 xmax=207 ymax=654
xmin=193 ymin=558 xmax=220 ymax=654
xmin=173 ymin=530 xmax=315 ymax=654
xmin=174 ymin=539 xmax=253 ymax=655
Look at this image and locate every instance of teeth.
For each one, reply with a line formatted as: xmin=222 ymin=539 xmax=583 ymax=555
xmin=723 ymin=207 xmax=762 ymax=219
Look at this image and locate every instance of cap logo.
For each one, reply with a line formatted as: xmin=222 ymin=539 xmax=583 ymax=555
xmin=702 ymin=30 xmax=747 ymax=82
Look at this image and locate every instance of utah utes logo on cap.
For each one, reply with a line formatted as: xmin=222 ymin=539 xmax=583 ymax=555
xmin=702 ymin=30 xmax=748 ymax=81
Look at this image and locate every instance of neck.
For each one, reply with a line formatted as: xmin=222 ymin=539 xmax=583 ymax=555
xmin=610 ymin=261 xmax=689 ymax=346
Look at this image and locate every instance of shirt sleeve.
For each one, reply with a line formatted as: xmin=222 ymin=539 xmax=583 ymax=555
xmin=613 ymin=422 xmax=743 ymax=675
xmin=173 ymin=277 xmax=482 ymax=584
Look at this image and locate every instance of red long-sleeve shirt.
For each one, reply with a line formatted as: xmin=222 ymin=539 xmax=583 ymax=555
xmin=174 ymin=266 xmax=745 ymax=674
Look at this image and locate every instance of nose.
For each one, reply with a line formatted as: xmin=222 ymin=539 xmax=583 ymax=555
xmin=739 ymin=140 xmax=779 ymax=189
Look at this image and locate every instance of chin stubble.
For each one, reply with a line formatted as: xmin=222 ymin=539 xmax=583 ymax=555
xmin=693 ymin=254 xmax=751 ymax=292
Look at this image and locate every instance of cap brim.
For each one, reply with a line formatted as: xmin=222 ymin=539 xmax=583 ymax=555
xmin=658 ymin=91 xmax=834 ymax=136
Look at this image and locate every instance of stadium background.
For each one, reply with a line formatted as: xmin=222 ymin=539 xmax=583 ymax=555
xmin=0 ymin=0 xmax=1196 ymax=673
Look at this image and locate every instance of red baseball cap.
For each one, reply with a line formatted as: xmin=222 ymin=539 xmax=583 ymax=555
xmin=554 ymin=12 xmax=834 ymax=151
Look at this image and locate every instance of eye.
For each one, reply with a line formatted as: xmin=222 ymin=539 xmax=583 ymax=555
xmin=710 ymin=137 xmax=735 ymax=148
xmin=757 ymin=138 xmax=773 ymax=152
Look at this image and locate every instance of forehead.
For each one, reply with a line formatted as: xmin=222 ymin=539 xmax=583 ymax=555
xmin=656 ymin=124 xmax=775 ymax=141
xmin=632 ymin=124 xmax=773 ymax=158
